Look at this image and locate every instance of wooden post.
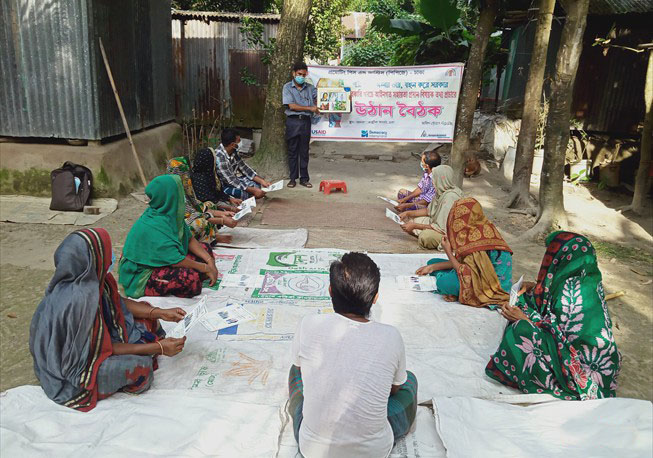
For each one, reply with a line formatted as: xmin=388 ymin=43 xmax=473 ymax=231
xmin=98 ymin=38 xmax=148 ymax=188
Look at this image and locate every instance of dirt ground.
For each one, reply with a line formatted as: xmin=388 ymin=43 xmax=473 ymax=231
xmin=1 ymin=147 xmax=651 ymax=401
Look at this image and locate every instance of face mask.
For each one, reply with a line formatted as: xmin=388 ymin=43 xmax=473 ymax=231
xmin=108 ymin=251 xmax=116 ymax=274
xmin=237 ymin=141 xmax=243 ymax=150
xmin=420 ymin=163 xmax=427 ymax=172
xmin=294 ymin=75 xmax=306 ymax=85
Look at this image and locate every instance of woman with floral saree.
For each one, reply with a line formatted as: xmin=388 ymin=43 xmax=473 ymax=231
xmin=416 ymin=197 xmax=513 ymax=307
xmin=166 ymin=154 xmax=239 ymax=244
xmin=486 ymin=231 xmax=621 ymax=400
xmin=29 ymin=228 xmax=187 ymax=411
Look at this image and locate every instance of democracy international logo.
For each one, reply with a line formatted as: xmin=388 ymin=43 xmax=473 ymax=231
xmin=361 ymin=130 xmax=369 ymax=138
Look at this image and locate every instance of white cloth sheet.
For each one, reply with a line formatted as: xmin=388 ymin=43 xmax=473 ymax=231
xmin=433 ymin=396 xmax=653 ymax=458
xmin=2 ymin=248 xmax=648 ymax=457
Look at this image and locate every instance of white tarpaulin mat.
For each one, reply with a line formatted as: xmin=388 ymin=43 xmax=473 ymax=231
xmin=433 ymin=397 xmax=653 ymax=458
xmin=0 ymin=386 xmax=282 ymax=457
xmin=3 ymin=248 xmax=642 ymax=457
xmin=0 ymin=195 xmax=117 ymax=225
xmin=215 ymin=227 xmax=308 ymax=249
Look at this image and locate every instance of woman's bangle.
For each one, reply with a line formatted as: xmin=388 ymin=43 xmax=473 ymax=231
xmin=156 ymin=340 xmax=164 ymax=356
xmin=148 ymin=307 xmax=157 ymax=319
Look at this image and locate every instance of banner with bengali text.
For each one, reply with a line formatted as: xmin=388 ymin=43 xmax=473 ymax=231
xmin=306 ymin=63 xmax=464 ymax=142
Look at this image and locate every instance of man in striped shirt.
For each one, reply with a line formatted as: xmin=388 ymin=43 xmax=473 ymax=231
xmin=215 ymin=128 xmax=271 ymax=199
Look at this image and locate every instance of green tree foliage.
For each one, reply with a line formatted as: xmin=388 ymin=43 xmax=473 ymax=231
xmin=342 ymin=28 xmax=397 ymax=66
xmin=172 ymin=0 xmax=277 ymax=13
xmin=304 ymin=0 xmax=351 ymax=64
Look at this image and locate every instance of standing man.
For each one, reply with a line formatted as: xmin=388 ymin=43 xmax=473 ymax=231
xmin=282 ymin=62 xmax=319 ymax=188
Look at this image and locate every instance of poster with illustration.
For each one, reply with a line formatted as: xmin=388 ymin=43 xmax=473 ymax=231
xmin=252 ymin=270 xmax=331 ymax=300
xmin=317 ymin=87 xmax=352 ymax=113
xmin=308 ymin=63 xmax=464 ymax=142
xmin=266 ymin=251 xmax=343 ymax=271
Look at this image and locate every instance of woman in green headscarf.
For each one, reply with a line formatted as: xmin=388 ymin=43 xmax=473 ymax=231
xmin=486 ymin=231 xmax=621 ymax=400
xmin=119 ymin=175 xmax=219 ymax=298
xmin=399 ymin=165 xmax=463 ymax=250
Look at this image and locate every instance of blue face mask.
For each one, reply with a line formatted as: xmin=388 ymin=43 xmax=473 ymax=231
xmin=108 ymin=251 xmax=116 ymax=273
xmin=294 ymin=75 xmax=306 ymax=85
xmin=420 ymin=163 xmax=427 ymax=172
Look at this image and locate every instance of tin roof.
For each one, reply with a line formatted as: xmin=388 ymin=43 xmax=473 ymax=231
xmin=171 ymin=9 xmax=280 ymax=22
xmin=589 ymin=0 xmax=653 ymax=15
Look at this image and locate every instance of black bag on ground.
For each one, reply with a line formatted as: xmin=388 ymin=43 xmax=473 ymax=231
xmin=49 ymin=162 xmax=93 ymax=211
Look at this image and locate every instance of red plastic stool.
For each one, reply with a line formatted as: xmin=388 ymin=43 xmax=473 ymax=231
xmin=319 ymin=180 xmax=347 ymax=195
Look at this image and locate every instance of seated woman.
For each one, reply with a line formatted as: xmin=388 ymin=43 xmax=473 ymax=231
xmin=192 ymin=147 xmax=244 ymax=206
xmin=486 ymin=231 xmax=621 ymax=400
xmin=29 ymin=228 xmax=187 ymax=411
xmin=119 ymin=175 xmax=219 ymax=299
xmin=416 ymin=197 xmax=512 ymax=307
xmin=167 ymin=155 xmax=238 ymax=245
xmin=399 ymin=165 xmax=463 ymax=250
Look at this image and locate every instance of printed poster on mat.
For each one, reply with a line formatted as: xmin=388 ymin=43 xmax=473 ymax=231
xmin=252 ymin=270 xmax=331 ymax=301
xmin=306 ymin=63 xmax=464 ymax=142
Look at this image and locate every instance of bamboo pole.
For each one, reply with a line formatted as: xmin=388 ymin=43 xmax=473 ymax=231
xmin=98 ymin=38 xmax=148 ymax=188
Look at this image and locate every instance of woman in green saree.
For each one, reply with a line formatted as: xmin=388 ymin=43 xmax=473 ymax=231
xmin=119 ymin=175 xmax=219 ymax=299
xmin=486 ymin=231 xmax=621 ymax=400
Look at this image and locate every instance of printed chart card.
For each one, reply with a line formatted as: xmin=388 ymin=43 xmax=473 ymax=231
xmin=233 ymin=206 xmax=252 ymax=221
xmin=200 ymin=303 xmax=256 ymax=332
xmin=265 ymin=250 xmax=343 ymax=271
xmin=238 ymin=196 xmax=256 ymax=210
xmin=262 ymin=180 xmax=284 ymax=192
xmin=396 ymin=275 xmax=438 ymax=292
xmin=386 ymin=208 xmax=404 ymax=225
xmin=378 ymin=195 xmax=399 ymax=206
xmin=253 ymin=270 xmax=331 ymax=301
xmin=169 ymin=296 xmax=209 ymax=338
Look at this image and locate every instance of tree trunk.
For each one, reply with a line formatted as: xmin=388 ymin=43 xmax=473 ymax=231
xmin=526 ymin=0 xmax=589 ymax=239
xmin=624 ymin=50 xmax=652 ymax=215
xmin=450 ymin=0 xmax=499 ymax=188
xmin=508 ymin=0 xmax=556 ymax=209
xmin=254 ymin=0 xmax=312 ymax=178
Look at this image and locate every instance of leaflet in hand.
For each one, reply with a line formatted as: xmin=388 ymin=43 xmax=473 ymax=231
xmin=396 ymin=275 xmax=437 ymax=292
xmin=238 ymin=196 xmax=256 ymax=210
xmin=262 ymin=180 xmax=284 ymax=192
xmin=509 ymin=275 xmax=524 ymax=306
xmin=377 ymin=196 xmax=399 ymax=206
xmin=233 ymin=206 xmax=252 ymax=221
xmin=200 ymin=302 xmax=256 ymax=332
xmin=169 ymin=296 xmax=208 ymax=338
xmin=385 ymin=208 xmax=404 ymax=225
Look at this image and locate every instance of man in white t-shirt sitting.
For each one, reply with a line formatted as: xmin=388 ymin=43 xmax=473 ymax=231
xmin=288 ymin=252 xmax=418 ymax=457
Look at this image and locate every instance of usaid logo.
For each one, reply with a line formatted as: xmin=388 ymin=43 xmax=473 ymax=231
xmin=312 ymin=129 xmax=326 ymax=135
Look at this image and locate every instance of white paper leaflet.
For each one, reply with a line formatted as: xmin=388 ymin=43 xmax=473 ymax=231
xmin=377 ymin=195 xmax=399 ymax=206
xmin=233 ymin=206 xmax=252 ymax=221
xmin=509 ymin=275 xmax=524 ymax=306
xmin=396 ymin=275 xmax=438 ymax=292
xmin=200 ymin=302 xmax=256 ymax=332
xmin=169 ymin=296 xmax=208 ymax=338
xmin=262 ymin=180 xmax=284 ymax=192
xmin=386 ymin=208 xmax=404 ymax=225
xmin=220 ymin=274 xmax=261 ymax=288
xmin=238 ymin=196 xmax=256 ymax=210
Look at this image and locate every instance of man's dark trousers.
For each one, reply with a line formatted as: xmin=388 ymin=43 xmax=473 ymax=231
xmin=286 ymin=115 xmax=311 ymax=183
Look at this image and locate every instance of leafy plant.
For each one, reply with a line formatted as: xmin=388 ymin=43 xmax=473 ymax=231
xmin=342 ymin=28 xmax=397 ymax=66
xmin=240 ymin=66 xmax=261 ymax=86
xmin=237 ymin=17 xmax=277 ymax=85
xmin=304 ymin=0 xmax=350 ymax=64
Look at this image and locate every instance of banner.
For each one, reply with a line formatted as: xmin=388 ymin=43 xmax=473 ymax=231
xmin=306 ymin=63 xmax=464 ymax=142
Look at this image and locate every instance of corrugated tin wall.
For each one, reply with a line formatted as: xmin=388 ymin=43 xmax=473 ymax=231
xmin=0 ymin=0 xmax=98 ymax=139
xmin=172 ymin=15 xmax=278 ymax=125
xmin=0 ymin=0 xmax=174 ymax=140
